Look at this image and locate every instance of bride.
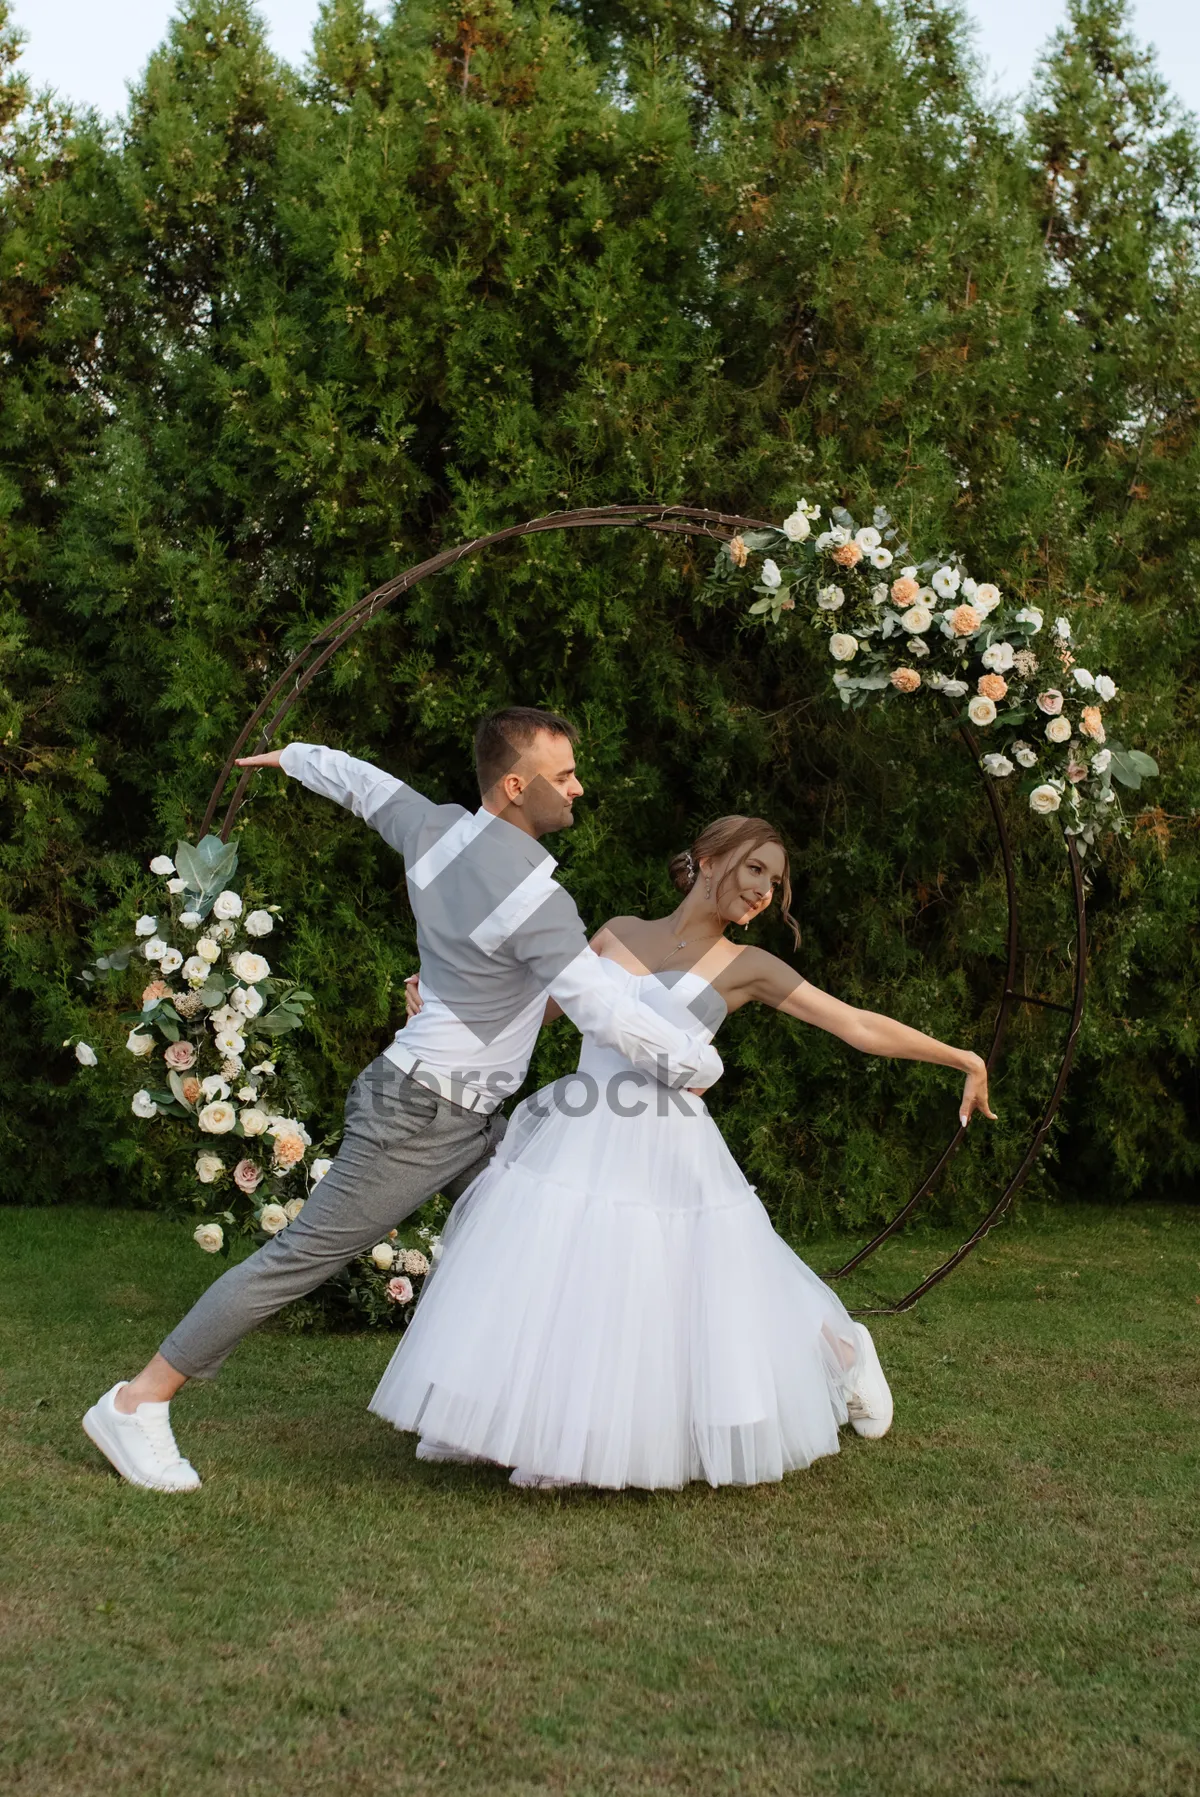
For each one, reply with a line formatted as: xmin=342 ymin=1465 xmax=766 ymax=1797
xmin=370 ymin=815 xmax=995 ymax=1490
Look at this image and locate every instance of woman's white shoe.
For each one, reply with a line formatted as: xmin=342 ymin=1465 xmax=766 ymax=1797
xmin=844 ymin=1324 xmax=894 ymax=1439
xmin=82 ymin=1383 xmax=202 ymax=1492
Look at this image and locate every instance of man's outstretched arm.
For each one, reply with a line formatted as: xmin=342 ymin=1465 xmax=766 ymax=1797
xmin=237 ymin=744 xmax=432 ymax=855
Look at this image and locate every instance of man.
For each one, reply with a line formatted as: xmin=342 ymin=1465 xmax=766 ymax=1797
xmin=83 ymin=707 xmax=723 ymax=1492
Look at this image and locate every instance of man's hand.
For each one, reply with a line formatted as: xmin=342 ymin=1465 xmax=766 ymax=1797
xmin=235 ymin=751 xmax=284 ymax=769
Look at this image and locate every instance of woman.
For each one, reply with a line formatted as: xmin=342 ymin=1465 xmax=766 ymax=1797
xmin=369 ymin=816 xmax=995 ymax=1490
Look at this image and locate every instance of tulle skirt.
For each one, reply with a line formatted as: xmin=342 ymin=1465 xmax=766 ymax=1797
xmin=369 ymin=1058 xmax=866 ymax=1490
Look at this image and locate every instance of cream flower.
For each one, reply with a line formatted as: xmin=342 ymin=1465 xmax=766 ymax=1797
xmin=240 ymin=1108 xmax=268 ymax=1136
xmin=1012 ymin=742 xmax=1038 ymax=768
xmin=166 ymin=877 xmax=186 ymax=894
xmin=182 ymin=955 xmax=209 ymax=984
xmin=981 ymin=642 xmax=1015 ymax=673
xmin=131 ymin=1090 xmax=157 ymax=1118
xmin=1094 ymin=675 xmax=1117 ymax=703
xmin=967 ymin=696 xmax=997 ymax=727
xmin=817 ymin=585 xmax=845 ymax=610
xmin=213 ymin=1027 xmax=246 ymax=1058
xmin=869 ymin=546 xmax=894 ymax=569
xmin=371 ymin=1242 xmax=395 ymax=1271
xmin=982 ymin=753 xmax=1014 ymax=778
xmin=159 ymin=947 xmax=184 ymax=974
xmin=212 ymin=890 xmax=243 ymax=921
xmin=782 ymin=509 xmax=811 ymax=542
xmin=259 ymin=1203 xmax=289 ymax=1236
xmin=1014 ymin=607 xmax=1043 ymax=632
xmin=940 ymin=678 xmax=969 ymax=698
xmin=143 ymin=937 xmax=168 ymax=961
xmin=198 ymin=1100 xmax=237 ymax=1134
xmin=1071 ymin=667 xmax=1095 ymax=690
xmin=310 ymin=1158 xmax=334 ymax=1183
xmin=907 ymin=637 xmax=930 ymax=658
xmin=1091 ymin=748 xmax=1112 ymax=774
xmin=231 ymin=951 xmax=270 ymax=984
xmin=854 ymin=526 xmax=882 ymax=550
xmin=135 ymin=915 xmax=159 ymax=937
xmin=761 ymin=559 xmax=782 ymax=590
xmin=932 ymin=566 xmax=961 ymax=599
xmin=200 ymin=1075 xmax=230 ymax=1101
xmin=899 ymin=604 xmax=933 ymax=634
xmin=196 ymin=936 xmax=221 ymax=964
xmin=250 ymin=1060 xmax=276 ymax=1078
xmin=179 ymin=911 xmax=203 ymax=930
xmin=973 ymin=583 xmax=1001 ymax=613
xmin=829 ymin=634 xmax=858 ymax=662
xmin=193 ymin=1222 xmax=224 ymax=1253
xmin=233 ymin=986 xmax=264 ymax=1018
xmin=284 ymin=1197 xmax=306 ymax=1222
xmin=1045 ymin=715 xmax=1072 ymax=744
xmin=1029 ymin=784 xmax=1062 ymax=815
xmin=196 ymin=1151 xmax=225 ymax=1183
xmin=244 ymin=910 xmax=274 ymax=937
xmin=73 ymin=1041 xmax=98 ymax=1067
xmin=149 ymin=855 xmax=175 ymax=875
xmin=126 ymin=1029 xmax=155 ymax=1056
xmin=871 ymin=583 xmax=889 ymax=605
xmin=1053 ymin=616 xmax=1072 ymax=640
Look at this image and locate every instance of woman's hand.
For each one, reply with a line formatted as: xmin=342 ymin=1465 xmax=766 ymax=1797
xmin=959 ymin=1054 xmax=997 ymax=1129
xmin=235 ymin=751 xmax=284 ymax=769
xmin=404 ymin=974 xmax=423 ymax=1018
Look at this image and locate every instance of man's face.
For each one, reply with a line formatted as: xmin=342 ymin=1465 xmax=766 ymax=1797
xmin=505 ymin=730 xmax=584 ymax=836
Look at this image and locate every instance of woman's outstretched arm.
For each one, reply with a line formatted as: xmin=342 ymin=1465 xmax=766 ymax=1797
xmin=734 ymin=949 xmax=996 ymax=1128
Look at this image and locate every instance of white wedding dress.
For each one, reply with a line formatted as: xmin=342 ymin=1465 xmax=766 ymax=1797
xmin=369 ymin=963 xmax=875 ymax=1489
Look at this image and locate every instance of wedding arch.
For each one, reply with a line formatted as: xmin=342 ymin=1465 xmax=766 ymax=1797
xmin=201 ymin=504 xmax=1087 ymax=1314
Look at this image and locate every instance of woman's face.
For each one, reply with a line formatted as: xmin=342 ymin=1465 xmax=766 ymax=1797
xmin=703 ymin=840 xmax=787 ymax=927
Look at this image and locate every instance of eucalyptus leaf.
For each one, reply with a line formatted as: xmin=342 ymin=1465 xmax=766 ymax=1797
xmin=739 ymin=530 xmax=778 ymax=551
xmin=1126 ymin=750 xmax=1159 ymax=778
xmin=168 ymin=1070 xmax=196 ymax=1111
xmin=1107 ymin=749 xmax=1145 ymax=790
xmin=252 ymin=1006 xmax=303 ymax=1035
xmin=748 ymin=597 xmax=774 ymax=615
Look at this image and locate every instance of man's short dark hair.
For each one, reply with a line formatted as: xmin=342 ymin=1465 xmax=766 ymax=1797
xmin=474 ymin=707 xmax=579 ymax=796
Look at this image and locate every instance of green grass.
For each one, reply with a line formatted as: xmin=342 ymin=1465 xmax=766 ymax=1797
xmin=2 ymin=1204 xmax=1199 ymax=1797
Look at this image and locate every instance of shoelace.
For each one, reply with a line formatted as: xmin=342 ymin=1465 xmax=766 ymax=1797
xmin=845 ymin=1391 xmax=876 ymax=1419
xmin=135 ymin=1408 xmax=188 ymax=1471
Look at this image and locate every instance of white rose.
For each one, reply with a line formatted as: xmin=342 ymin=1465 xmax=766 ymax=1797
xmin=761 ymin=559 xmax=782 ymax=590
xmin=244 ymin=910 xmax=274 ymax=937
xmin=870 ymin=583 xmax=889 ymax=605
xmin=149 ymin=855 xmax=175 ymax=876
xmin=213 ymin=1027 xmax=246 ymax=1057
xmin=200 ymin=1075 xmax=230 ymax=1101
xmin=1054 ymin=615 xmax=1071 ymax=639
xmin=982 ymin=753 xmax=1014 ymax=778
xmin=259 ymin=1203 xmax=289 ymax=1236
xmin=1013 ymin=742 xmax=1038 ymax=768
xmin=854 ymin=526 xmax=881 ymax=550
xmin=932 ymin=566 xmax=961 ymax=598
xmin=1045 ymin=715 xmax=1072 ymax=744
xmin=899 ymin=604 xmax=932 ymax=634
xmin=829 ymin=634 xmax=858 ymax=662
xmin=135 ymin=915 xmax=159 ymax=937
xmin=310 ymin=1158 xmax=334 ymax=1183
xmin=131 ymin=1090 xmax=157 ymax=1118
xmin=182 ymin=955 xmax=209 ymax=984
xmin=1029 ymin=784 xmax=1062 ymax=815
xmin=193 ymin=1222 xmax=224 ymax=1254
xmin=236 ymin=1084 xmax=258 ymax=1102
xmin=967 ymin=696 xmax=997 ymax=726
xmin=973 ymin=583 xmax=1001 ymax=614
xmin=74 ymin=1041 xmax=99 ymax=1067
xmin=231 ymin=951 xmax=270 ymax=983
xmin=126 ymin=1029 xmax=155 ymax=1056
xmin=166 ymin=877 xmax=186 ymax=894
xmin=179 ymin=911 xmax=203 ymax=930
xmin=960 ymin=577 xmax=978 ymax=597
xmin=1094 ymin=675 xmax=1116 ymax=703
xmin=371 ymin=1242 xmax=395 ymax=1271
xmin=869 ymin=547 xmax=893 ymax=570
xmin=212 ymin=890 xmax=243 ymax=921
xmin=940 ymin=678 xmax=969 ymax=698
xmin=1091 ymin=748 xmax=1112 ymax=774
xmin=198 ymin=1100 xmax=237 ymax=1134
xmin=1071 ymin=667 xmax=1095 ymax=690
xmin=817 ymin=584 xmax=845 ymax=610
xmin=284 ymin=1198 xmax=306 ymax=1222
xmin=159 ymin=948 xmax=183 ymax=974
xmin=195 ymin=1152 xmax=225 ymax=1184
xmin=143 ymin=937 xmax=168 ymax=961
xmin=981 ymin=642 xmax=1015 ymax=673
xmin=196 ymin=936 xmax=221 ymax=964
xmin=240 ymin=1108 xmax=268 ymax=1136
xmin=782 ymin=509 xmax=811 ymax=542
xmin=906 ymin=637 xmax=930 ymax=658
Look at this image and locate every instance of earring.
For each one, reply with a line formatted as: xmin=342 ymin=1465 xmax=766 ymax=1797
xmin=705 ymin=878 xmax=712 ymax=901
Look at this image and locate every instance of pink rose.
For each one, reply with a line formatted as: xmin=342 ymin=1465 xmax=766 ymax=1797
xmin=164 ymin=1040 xmax=196 ymax=1071
xmin=386 ymin=1276 xmax=414 ymax=1306
xmin=233 ymin=1158 xmax=263 ymax=1193
xmin=1036 ymin=688 xmax=1064 ymax=715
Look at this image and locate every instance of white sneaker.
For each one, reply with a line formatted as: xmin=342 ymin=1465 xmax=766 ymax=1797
xmin=844 ymin=1323 xmax=894 ymax=1439
xmin=82 ymin=1383 xmax=201 ymax=1492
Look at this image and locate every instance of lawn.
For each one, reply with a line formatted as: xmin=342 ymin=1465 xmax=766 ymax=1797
xmin=2 ymin=1202 xmax=1198 ymax=1797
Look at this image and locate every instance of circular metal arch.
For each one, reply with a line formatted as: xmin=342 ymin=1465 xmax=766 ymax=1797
xmin=202 ymin=503 xmax=1087 ymax=1313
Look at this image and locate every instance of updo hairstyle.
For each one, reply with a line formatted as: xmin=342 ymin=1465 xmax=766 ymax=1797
xmin=668 ymin=815 xmax=801 ymax=947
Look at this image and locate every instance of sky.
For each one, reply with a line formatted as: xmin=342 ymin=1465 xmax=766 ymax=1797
xmin=11 ymin=0 xmax=1200 ymax=122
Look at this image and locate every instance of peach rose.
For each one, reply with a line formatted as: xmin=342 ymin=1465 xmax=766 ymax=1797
xmin=728 ymin=534 xmax=748 ymax=568
xmin=164 ymin=1040 xmax=197 ymax=1071
xmin=386 ymin=1276 xmax=415 ymax=1307
xmin=233 ymin=1158 xmax=263 ymax=1193
xmin=890 ymin=667 xmax=922 ymax=693
xmin=832 ymin=541 xmax=863 ymax=569
xmin=977 ymin=673 xmax=1008 ymax=701
xmin=181 ymin=1076 xmax=202 ymax=1106
xmin=950 ymin=605 xmax=982 ymax=636
xmin=271 ymin=1132 xmax=306 ymax=1169
xmin=1079 ymin=705 xmax=1106 ymax=743
xmin=1036 ymin=689 xmax=1064 ymax=715
xmin=142 ymin=980 xmax=171 ymax=1007
xmin=890 ymin=576 xmax=920 ymax=607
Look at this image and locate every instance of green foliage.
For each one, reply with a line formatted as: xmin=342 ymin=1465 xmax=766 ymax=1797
xmin=1 ymin=0 xmax=1196 ymax=1227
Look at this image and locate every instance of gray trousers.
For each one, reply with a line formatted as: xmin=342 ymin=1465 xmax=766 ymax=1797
xmin=160 ymin=1053 xmax=507 ymax=1380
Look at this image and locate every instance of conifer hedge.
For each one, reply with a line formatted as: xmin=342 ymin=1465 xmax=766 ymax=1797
xmin=2 ymin=0 xmax=1196 ymax=1226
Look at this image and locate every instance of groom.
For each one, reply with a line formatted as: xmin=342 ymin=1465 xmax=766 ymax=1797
xmin=83 ymin=707 xmax=723 ymax=1491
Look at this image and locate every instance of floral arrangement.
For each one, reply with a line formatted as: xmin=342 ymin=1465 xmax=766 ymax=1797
xmin=719 ymin=501 xmax=1158 ymax=854
xmin=66 ymin=831 xmax=442 ymax=1331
